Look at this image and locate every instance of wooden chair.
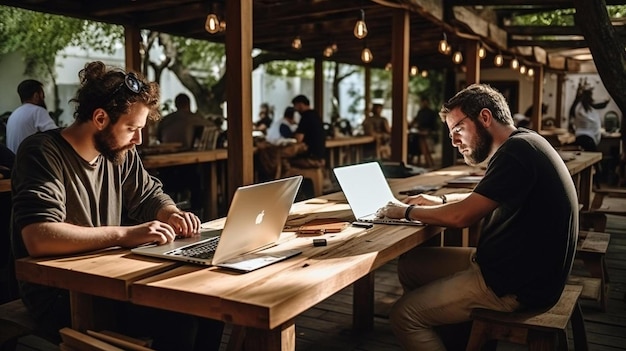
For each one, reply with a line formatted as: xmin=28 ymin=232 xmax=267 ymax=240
xmin=568 ymin=231 xmax=611 ymax=312
xmin=284 ymin=166 xmax=324 ymax=198
xmin=466 ymin=284 xmax=587 ymax=351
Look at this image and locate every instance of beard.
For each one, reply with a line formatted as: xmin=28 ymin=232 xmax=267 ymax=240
xmin=463 ymin=121 xmax=492 ymax=166
xmin=94 ymin=125 xmax=134 ymax=165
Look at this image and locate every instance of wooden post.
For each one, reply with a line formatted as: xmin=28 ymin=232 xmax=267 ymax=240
xmin=390 ymin=9 xmax=409 ymax=164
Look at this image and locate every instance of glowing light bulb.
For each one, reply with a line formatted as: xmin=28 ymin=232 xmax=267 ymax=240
xmin=494 ymin=54 xmax=504 ymax=67
xmin=519 ymin=65 xmax=527 ymax=74
xmin=205 ymin=13 xmax=220 ymax=34
xmin=384 ymin=62 xmax=392 ymax=71
xmin=410 ymin=66 xmax=418 ymax=76
xmin=291 ymin=36 xmax=302 ymax=50
xmin=354 ymin=9 xmax=368 ymax=39
xmin=323 ymin=46 xmax=333 ymax=57
xmin=361 ymin=47 xmax=373 ymax=63
xmin=511 ymin=57 xmax=519 ymax=70
xmin=452 ymin=51 xmax=463 ymax=64
xmin=438 ymin=39 xmax=449 ymax=55
xmin=420 ymin=70 xmax=428 ymax=78
xmin=528 ymin=68 xmax=535 ymax=77
xmin=478 ymin=46 xmax=486 ymax=59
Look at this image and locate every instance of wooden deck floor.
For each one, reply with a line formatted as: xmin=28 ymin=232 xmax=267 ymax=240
xmin=15 ymin=214 xmax=626 ymax=351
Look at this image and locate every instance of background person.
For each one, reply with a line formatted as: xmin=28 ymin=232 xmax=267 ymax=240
xmin=11 ymin=61 xmax=223 ymax=350
xmin=377 ymin=84 xmax=578 ymax=350
xmin=6 ymin=79 xmax=58 ymax=153
xmin=157 ymin=93 xmax=214 ymax=149
xmin=266 ymin=106 xmax=298 ymax=145
xmin=361 ymin=101 xmax=391 ymax=159
xmin=290 ymin=94 xmax=326 ymax=169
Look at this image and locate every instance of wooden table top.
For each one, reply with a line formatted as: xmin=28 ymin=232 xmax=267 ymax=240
xmin=0 ymin=178 xmax=10 ymax=193
xmin=13 ymin=151 xmax=601 ymax=333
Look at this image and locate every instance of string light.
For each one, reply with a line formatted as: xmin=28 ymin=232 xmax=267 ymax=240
xmin=478 ymin=45 xmax=486 ymax=59
xmin=205 ymin=13 xmax=220 ymax=34
xmin=361 ymin=45 xmax=373 ymax=63
xmin=410 ymin=66 xmax=418 ymax=76
xmin=452 ymin=50 xmax=463 ymax=64
xmin=494 ymin=52 xmax=504 ymax=67
xmin=323 ymin=45 xmax=334 ymax=57
xmin=519 ymin=65 xmax=527 ymax=75
xmin=511 ymin=57 xmax=519 ymax=70
xmin=438 ymin=33 xmax=449 ymax=55
xmin=353 ymin=9 xmax=368 ymax=39
xmin=384 ymin=62 xmax=392 ymax=71
xmin=291 ymin=36 xmax=302 ymax=50
xmin=420 ymin=70 xmax=428 ymax=78
xmin=528 ymin=68 xmax=535 ymax=77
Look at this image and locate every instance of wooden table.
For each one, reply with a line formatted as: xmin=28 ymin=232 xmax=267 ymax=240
xmin=0 ymin=178 xmax=10 ymax=193
xmin=325 ymin=135 xmax=375 ymax=170
xmin=15 ymin=196 xmax=443 ymax=351
xmin=141 ymin=149 xmax=228 ymax=220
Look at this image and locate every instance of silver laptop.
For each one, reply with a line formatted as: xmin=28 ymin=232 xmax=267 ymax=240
xmin=131 ymin=176 xmax=303 ymax=272
xmin=333 ymin=162 xmax=423 ymax=225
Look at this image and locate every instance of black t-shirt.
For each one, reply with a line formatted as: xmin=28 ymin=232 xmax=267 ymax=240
xmin=295 ymin=109 xmax=326 ymax=159
xmin=474 ymin=129 xmax=578 ymax=309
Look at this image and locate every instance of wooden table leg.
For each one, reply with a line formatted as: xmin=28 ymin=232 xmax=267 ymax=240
xmin=239 ymin=321 xmax=296 ymax=351
xmin=579 ymin=168 xmax=593 ymax=211
xmin=353 ymin=272 xmax=375 ymax=332
xmin=69 ymin=292 xmax=117 ymax=332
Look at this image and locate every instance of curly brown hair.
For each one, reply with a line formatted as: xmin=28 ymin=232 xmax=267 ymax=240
xmin=70 ymin=61 xmax=161 ymax=124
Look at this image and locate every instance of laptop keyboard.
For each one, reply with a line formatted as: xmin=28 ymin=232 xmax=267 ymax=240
xmin=171 ymin=236 xmax=220 ymax=259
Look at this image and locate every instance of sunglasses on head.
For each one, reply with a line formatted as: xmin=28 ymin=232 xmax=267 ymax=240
xmin=108 ymin=72 xmax=145 ymax=99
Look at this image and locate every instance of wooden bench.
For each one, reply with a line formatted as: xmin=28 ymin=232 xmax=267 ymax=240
xmin=568 ymin=231 xmax=611 ymax=311
xmin=466 ymin=284 xmax=587 ymax=351
xmin=0 ymin=298 xmax=38 ymax=350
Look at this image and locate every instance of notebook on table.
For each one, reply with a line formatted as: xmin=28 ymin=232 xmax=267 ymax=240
xmin=333 ymin=162 xmax=423 ymax=226
xmin=131 ymin=176 xmax=303 ymax=272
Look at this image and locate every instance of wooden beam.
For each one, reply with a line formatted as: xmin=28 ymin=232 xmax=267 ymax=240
xmin=465 ymin=41 xmax=480 ymax=85
xmin=390 ymin=9 xmax=410 ymax=164
xmin=314 ymin=59 xmax=324 ymax=121
xmin=225 ymin=0 xmax=254 ymax=200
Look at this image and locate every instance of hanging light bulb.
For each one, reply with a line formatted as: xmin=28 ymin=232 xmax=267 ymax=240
xmin=410 ymin=66 xmax=418 ymax=76
xmin=452 ymin=50 xmax=463 ymax=64
xmin=323 ymin=45 xmax=334 ymax=57
xmin=438 ymin=33 xmax=449 ymax=55
xmin=361 ymin=46 xmax=373 ymax=63
xmin=528 ymin=68 xmax=535 ymax=77
xmin=291 ymin=36 xmax=302 ymax=50
xmin=219 ymin=20 xmax=226 ymax=32
xmin=353 ymin=9 xmax=368 ymax=39
xmin=519 ymin=65 xmax=527 ymax=74
xmin=494 ymin=52 xmax=504 ymax=67
xmin=478 ymin=45 xmax=487 ymax=59
xmin=420 ymin=70 xmax=429 ymax=78
xmin=205 ymin=13 xmax=220 ymax=34
xmin=511 ymin=57 xmax=519 ymax=70
xmin=331 ymin=42 xmax=338 ymax=53
xmin=384 ymin=62 xmax=392 ymax=71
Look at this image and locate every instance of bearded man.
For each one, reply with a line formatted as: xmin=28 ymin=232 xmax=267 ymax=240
xmin=11 ymin=61 xmax=223 ymax=351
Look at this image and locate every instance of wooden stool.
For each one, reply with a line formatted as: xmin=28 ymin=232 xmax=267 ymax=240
xmin=568 ymin=231 xmax=611 ymax=312
xmin=284 ymin=167 xmax=324 ymax=197
xmin=466 ymin=284 xmax=587 ymax=351
xmin=0 ymin=299 xmax=37 ymax=350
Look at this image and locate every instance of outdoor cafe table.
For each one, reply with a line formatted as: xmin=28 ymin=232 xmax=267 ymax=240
xmin=14 ymin=196 xmax=444 ymax=350
xmin=13 ymin=151 xmax=600 ymax=350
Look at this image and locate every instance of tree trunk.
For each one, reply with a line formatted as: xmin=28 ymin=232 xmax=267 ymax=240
xmin=573 ymin=0 xmax=626 ymax=151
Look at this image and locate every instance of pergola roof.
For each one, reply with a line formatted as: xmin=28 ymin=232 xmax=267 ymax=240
xmin=2 ymin=0 xmax=624 ymax=72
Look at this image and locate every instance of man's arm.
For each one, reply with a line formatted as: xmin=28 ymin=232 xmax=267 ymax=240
xmin=383 ymin=192 xmax=497 ymax=228
xmin=21 ymin=221 xmax=177 ymax=257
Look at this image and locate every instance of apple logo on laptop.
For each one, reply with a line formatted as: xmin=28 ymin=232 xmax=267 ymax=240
xmin=255 ymin=210 xmax=265 ymax=225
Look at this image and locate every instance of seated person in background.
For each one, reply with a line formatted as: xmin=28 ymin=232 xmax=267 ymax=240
xmin=157 ymin=93 xmax=214 ymax=150
xmin=6 ymin=79 xmax=58 ymax=154
xmin=377 ymin=84 xmax=578 ymax=350
xmin=11 ymin=61 xmax=223 ymax=350
xmin=266 ymin=106 xmax=298 ymax=145
xmin=254 ymin=102 xmax=274 ymax=134
xmin=410 ymin=96 xmax=439 ymax=134
xmin=290 ymin=94 xmax=326 ymax=169
xmin=362 ymin=101 xmax=391 ymax=159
